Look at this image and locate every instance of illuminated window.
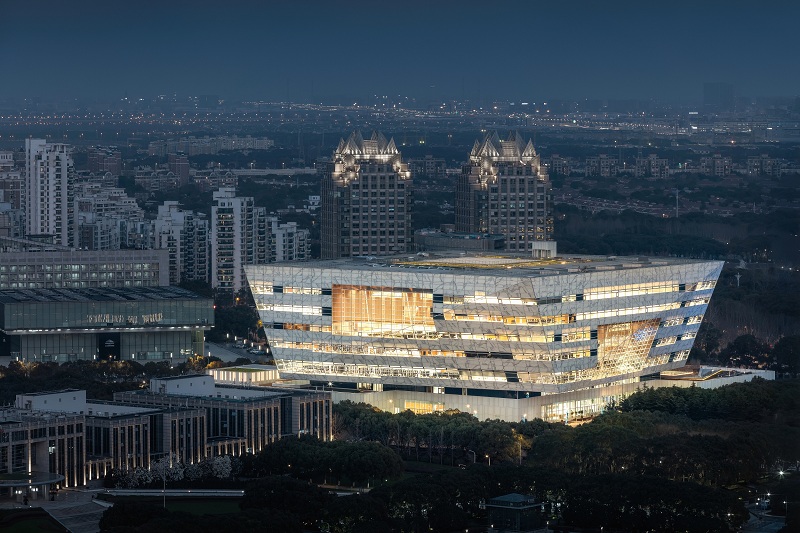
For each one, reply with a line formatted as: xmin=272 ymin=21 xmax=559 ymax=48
xmin=332 ymin=285 xmax=434 ymax=336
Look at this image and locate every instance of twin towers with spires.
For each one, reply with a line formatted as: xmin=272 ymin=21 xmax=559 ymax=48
xmin=320 ymin=130 xmax=554 ymax=260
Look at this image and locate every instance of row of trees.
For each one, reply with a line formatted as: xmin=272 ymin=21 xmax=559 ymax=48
xmin=238 ymin=436 xmax=403 ymax=486
xmin=333 ymin=401 xmax=543 ymax=465
xmin=98 ymin=379 xmax=799 ymax=532
xmin=332 ymin=381 xmax=800 ymax=488
xmin=691 ymin=326 xmax=800 ymax=376
xmin=105 ymin=455 xmax=234 ymax=489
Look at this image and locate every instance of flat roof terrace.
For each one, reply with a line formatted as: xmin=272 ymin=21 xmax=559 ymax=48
xmin=290 ymin=252 xmax=711 ymax=278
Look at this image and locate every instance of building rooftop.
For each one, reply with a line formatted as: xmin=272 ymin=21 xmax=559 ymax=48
xmin=284 ymin=252 xmax=710 ymax=278
xmin=0 ymin=286 xmax=207 ymax=304
xmin=17 ymin=388 xmax=83 ymax=397
xmin=486 ymin=493 xmax=541 ymax=508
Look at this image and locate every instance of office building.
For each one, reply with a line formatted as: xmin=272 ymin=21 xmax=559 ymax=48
xmin=320 ymin=131 xmax=412 ymax=259
xmin=0 ymin=408 xmax=85 ymax=493
xmin=246 ymin=252 xmax=723 ymax=422
xmin=0 ymin=286 xmax=212 ymax=363
xmin=10 ymin=377 xmax=331 ymax=490
xmin=115 ymin=374 xmax=333 ymax=450
xmin=0 ymin=247 xmax=169 ymax=290
xmin=25 ymin=139 xmax=77 ymax=248
xmin=456 ymin=132 xmax=553 ymax=256
xmin=15 ymin=389 xmax=207 ymax=481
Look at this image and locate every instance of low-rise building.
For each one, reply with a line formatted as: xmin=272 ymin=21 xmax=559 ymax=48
xmin=0 ymin=286 xmax=212 ymax=363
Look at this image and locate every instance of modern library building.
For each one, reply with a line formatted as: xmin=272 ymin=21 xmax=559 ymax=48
xmin=246 ymin=253 xmax=724 ymax=422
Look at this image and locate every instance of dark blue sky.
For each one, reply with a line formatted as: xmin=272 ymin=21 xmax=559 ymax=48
xmin=2 ymin=0 xmax=797 ymax=104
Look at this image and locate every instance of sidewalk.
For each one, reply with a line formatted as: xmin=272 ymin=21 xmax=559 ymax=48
xmin=0 ymin=488 xmax=108 ymax=533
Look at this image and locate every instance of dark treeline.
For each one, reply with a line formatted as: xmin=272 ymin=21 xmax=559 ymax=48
xmin=238 ymin=435 xmax=404 ymax=485
xmin=98 ymin=380 xmax=800 ymax=532
xmin=99 ymin=458 xmax=752 ymax=533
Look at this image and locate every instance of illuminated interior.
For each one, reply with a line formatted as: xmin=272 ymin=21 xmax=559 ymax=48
xmin=332 ymin=285 xmax=434 ymax=336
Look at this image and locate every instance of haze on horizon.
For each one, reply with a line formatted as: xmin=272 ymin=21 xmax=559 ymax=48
xmin=2 ymin=0 xmax=798 ymax=105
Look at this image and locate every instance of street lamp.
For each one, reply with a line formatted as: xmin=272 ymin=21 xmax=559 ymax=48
xmin=468 ymin=450 xmax=476 ymax=463
xmin=485 ymin=454 xmax=491 ymax=466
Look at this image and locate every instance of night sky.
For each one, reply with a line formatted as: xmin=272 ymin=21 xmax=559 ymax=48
xmin=2 ymin=0 xmax=798 ymax=104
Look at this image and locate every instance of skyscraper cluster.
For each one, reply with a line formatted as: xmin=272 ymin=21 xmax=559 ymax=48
xmin=6 ymin=140 xmax=309 ymax=291
xmin=320 ymin=130 xmax=555 ymax=259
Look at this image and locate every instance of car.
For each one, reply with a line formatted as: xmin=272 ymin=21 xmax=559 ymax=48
xmin=248 ymin=348 xmax=263 ymax=354
xmin=233 ymin=343 xmax=246 ymax=349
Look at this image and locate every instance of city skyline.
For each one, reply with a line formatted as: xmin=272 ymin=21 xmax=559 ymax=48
xmin=2 ymin=1 xmax=799 ymax=104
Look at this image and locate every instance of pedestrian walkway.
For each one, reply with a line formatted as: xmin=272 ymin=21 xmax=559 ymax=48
xmin=0 ymin=488 xmax=109 ymax=533
xmin=47 ymin=500 xmax=109 ymax=533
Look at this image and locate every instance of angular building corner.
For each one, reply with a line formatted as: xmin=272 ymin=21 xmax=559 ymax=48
xmin=246 ymin=253 xmax=727 ymax=423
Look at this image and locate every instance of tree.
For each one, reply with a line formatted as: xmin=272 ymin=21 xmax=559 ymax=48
xmin=773 ymin=335 xmax=800 ymax=376
xmin=718 ymin=334 xmax=769 ymax=367
xmin=323 ymin=494 xmax=390 ymax=533
xmin=241 ymin=476 xmax=331 ymax=528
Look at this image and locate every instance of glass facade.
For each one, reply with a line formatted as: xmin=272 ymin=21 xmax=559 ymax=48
xmin=246 ymin=254 xmax=723 ymax=395
xmin=0 ymin=287 xmax=213 ymax=362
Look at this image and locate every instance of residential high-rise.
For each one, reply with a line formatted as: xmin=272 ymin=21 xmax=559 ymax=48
xmin=87 ymin=146 xmax=122 ymax=175
xmin=212 ymin=188 xmax=310 ymax=293
xmin=25 ymin=139 xmax=77 ymax=247
xmin=152 ymin=201 xmax=210 ymax=285
xmin=168 ymin=152 xmax=190 ymax=186
xmin=456 ymin=132 xmax=554 ymax=256
xmin=320 ymin=131 xmax=412 ymax=259
xmin=211 ymin=188 xmax=257 ymax=293
xmin=268 ymin=217 xmax=310 ymax=262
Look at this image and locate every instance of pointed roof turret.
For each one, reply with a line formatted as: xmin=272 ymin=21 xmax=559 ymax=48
xmin=479 ymin=133 xmax=500 ymax=158
xmin=371 ymin=131 xmax=389 ymax=151
xmin=470 ymin=139 xmax=481 ymax=157
xmin=521 ymin=139 xmax=537 ymax=159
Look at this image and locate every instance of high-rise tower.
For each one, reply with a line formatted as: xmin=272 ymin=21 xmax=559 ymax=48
xmin=320 ymin=131 xmax=412 ymax=259
xmin=211 ymin=187 xmax=259 ymax=293
xmin=25 ymin=139 xmax=77 ymax=247
xmin=456 ymin=132 xmax=554 ymax=256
